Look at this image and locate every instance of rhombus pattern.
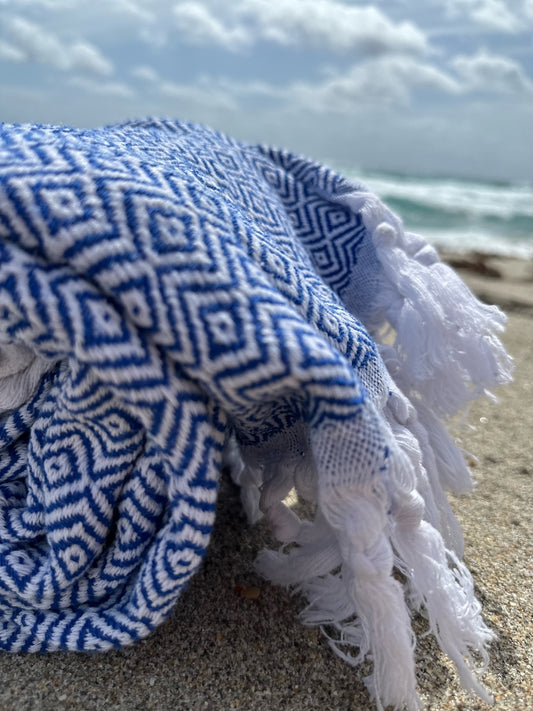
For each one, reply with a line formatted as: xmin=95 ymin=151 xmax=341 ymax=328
xmin=0 ymin=118 xmax=387 ymax=651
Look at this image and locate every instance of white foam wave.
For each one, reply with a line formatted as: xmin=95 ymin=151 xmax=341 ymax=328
xmin=359 ymin=174 xmax=533 ymax=221
xmin=420 ymin=228 xmax=533 ymax=259
xmin=342 ymin=170 xmax=533 ymax=258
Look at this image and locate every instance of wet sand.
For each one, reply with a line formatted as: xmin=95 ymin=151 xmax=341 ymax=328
xmin=0 ymin=254 xmax=531 ymax=711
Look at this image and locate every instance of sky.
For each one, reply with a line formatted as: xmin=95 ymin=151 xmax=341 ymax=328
xmin=0 ymin=0 xmax=532 ymax=182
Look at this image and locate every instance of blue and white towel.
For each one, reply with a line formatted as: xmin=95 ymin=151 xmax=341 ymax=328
xmin=0 ymin=118 xmax=512 ymax=710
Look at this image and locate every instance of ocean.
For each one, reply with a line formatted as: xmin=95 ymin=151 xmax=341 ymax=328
xmin=345 ymin=170 xmax=533 ymax=259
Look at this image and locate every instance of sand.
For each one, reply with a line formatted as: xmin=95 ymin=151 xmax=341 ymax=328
xmin=0 ymin=254 xmax=531 ymax=711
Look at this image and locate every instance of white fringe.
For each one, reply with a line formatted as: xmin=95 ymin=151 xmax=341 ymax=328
xmin=391 ymin=516 xmax=495 ymax=705
xmin=228 ymin=190 xmax=511 ymax=710
xmin=335 ymin=188 xmax=513 ymax=417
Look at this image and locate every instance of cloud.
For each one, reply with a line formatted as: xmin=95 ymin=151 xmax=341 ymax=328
xmin=139 ymin=26 xmax=168 ymax=47
xmin=208 ymin=56 xmax=462 ymax=113
xmin=68 ymin=76 xmax=135 ymax=98
xmin=108 ymin=0 xmax=156 ymax=23
xmin=470 ymin=0 xmax=521 ymax=31
xmin=171 ymin=0 xmax=429 ymax=55
xmin=286 ymin=58 xmax=462 ymax=113
xmin=7 ymin=16 xmax=69 ymax=68
xmin=236 ymin=0 xmax=429 ymax=54
xmin=437 ymin=0 xmax=522 ymax=32
xmin=173 ymin=2 xmax=250 ymax=51
xmin=68 ymin=42 xmax=114 ymax=76
xmin=217 ymin=77 xmax=286 ymax=99
xmin=452 ymin=51 xmax=533 ymax=93
xmin=523 ymin=0 xmax=533 ymax=19
xmin=160 ymin=79 xmax=238 ymax=110
xmin=131 ymin=64 xmax=238 ymax=110
xmin=131 ymin=65 xmax=160 ymax=83
xmin=0 ymin=40 xmax=25 ymax=62
xmin=6 ymin=16 xmax=114 ymax=75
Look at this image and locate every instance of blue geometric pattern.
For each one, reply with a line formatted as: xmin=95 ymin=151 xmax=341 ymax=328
xmin=0 ymin=117 xmax=389 ymax=652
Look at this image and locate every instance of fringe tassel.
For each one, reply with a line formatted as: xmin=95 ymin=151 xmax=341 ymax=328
xmin=370 ymin=221 xmax=512 ymax=416
xmin=384 ymin=393 xmax=467 ymax=555
xmin=228 ymin=187 xmax=511 ymax=709
xmin=254 ymin=485 xmax=423 ymax=711
xmin=321 ymin=489 xmax=422 ymax=711
xmin=334 ymin=189 xmax=513 ymax=415
xmin=391 ymin=514 xmax=495 ymax=705
xmin=230 ymin=420 xmax=495 ymax=709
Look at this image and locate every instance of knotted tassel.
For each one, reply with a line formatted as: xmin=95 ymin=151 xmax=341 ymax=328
xmin=391 ymin=490 xmax=495 ymax=705
xmin=320 ymin=489 xmax=422 ymax=711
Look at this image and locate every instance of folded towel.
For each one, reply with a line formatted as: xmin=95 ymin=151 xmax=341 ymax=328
xmin=0 ymin=118 xmax=512 ymax=710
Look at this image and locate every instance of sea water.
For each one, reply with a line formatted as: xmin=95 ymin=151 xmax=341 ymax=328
xmin=346 ymin=170 xmax=533 ymax=259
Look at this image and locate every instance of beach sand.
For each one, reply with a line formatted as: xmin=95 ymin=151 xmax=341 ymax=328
xmin=0 ymin=254 xmax=531 ymax=711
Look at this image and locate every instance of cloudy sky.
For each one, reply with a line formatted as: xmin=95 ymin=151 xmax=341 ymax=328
xmin=1 ymin=0 xmax=532 ymax=181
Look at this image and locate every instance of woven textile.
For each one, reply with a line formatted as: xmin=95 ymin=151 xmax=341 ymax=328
xmin=0 ymin=119 xmax=511 ymax=710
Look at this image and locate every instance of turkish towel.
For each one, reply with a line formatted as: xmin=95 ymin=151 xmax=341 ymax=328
xmin=0 ymin=118 xmax=512 ymax=710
